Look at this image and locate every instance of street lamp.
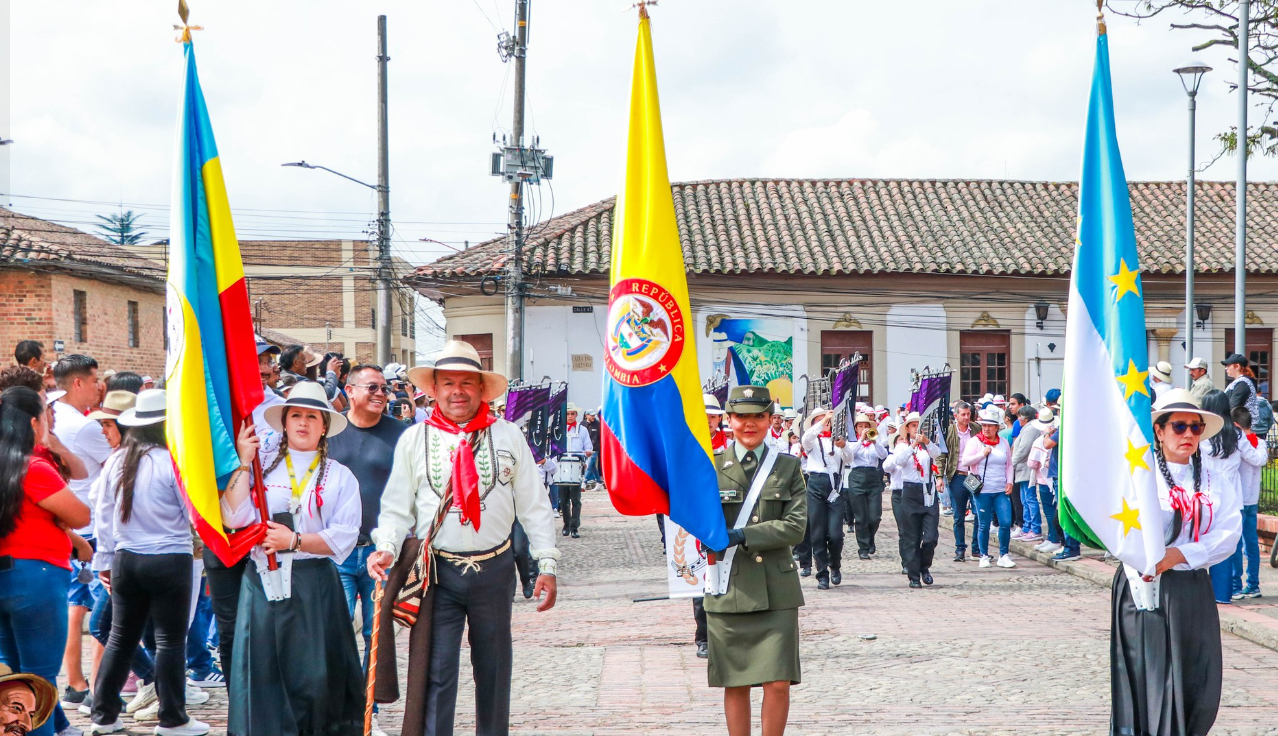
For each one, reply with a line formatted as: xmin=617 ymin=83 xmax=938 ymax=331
xmin=1033 ymin=301 xmax=1050 ymax=330
xmin=1174 ymin=60 xmax=1211 ymax=384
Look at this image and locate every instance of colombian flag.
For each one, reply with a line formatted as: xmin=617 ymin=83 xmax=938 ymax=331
xmin=600 ymin=9 xmax=727 ymax=551
xmin=166 ymin=37 xmax=265 ymax=565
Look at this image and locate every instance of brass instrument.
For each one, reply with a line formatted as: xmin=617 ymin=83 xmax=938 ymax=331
xmin=863 ymin=427 xmax=878 ymax=442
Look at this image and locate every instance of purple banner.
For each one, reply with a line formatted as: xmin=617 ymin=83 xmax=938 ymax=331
xmin=831 ymin=362 xmax=860 ymax=411
xmin=546 ymin=387 xmax=568 ymax=457
xmin=504 ymin=386 xmax=551 ymax=422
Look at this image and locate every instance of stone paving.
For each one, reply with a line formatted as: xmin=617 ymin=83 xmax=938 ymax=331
xmin=64 ymin=491 xmax=1278 ymax=735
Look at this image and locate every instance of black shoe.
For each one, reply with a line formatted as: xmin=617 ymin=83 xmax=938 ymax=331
xmin=953 ymin=552 xmax=965 ymax=562
xmin=696 ymin=641 xmax=708 ymax=659
xmin=522 ymin=581 xmax=535 ymax=599
xmin=562 ymin=529 xmax=569 ymax=536
xmin=869 ymin=543 xmax=877 ymax=555
xmin=817 ymin=576 xmax=830 ymax=590
xmin=909 ymin=579 xmax=922 ymax=589
xmin=831 ymin=569 xmax=842 ymax=586
xmin=901 ymin=566 xmax=908 ymax=575
xmin=858 ymin=552 xmax=870 ymax=560
xmin=571 ymin=531 xmax=580 ymax=538
xmin=922 ymin=571 xmax=934 ymax=585
xmin=800 ymin=567 xmax=811 ymax=577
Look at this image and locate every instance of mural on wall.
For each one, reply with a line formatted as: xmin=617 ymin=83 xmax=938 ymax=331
xmin=706 ymin=315 xmax=794 ymax=407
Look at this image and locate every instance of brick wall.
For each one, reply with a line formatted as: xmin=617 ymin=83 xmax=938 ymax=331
xmin=49 ymin=272 xmax=165 ymax=376
xmin=0 ymin=270 xmax=55 ymax=358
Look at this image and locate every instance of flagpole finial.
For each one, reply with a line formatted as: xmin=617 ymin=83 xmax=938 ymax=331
xmin=1097 ymin=0 xmax=1107 ymax=36
xmin=634 ymin=1 xmax=655 ymax=20
xmin=175 ymin=0 xmax=203 ymax=43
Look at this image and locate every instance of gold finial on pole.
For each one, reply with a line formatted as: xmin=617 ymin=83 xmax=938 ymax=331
xmin=1097 ymin=0 xmax=1107 ymax=36
xmin=634 ymin=1 xmax=655 ymax=20
xmin=174 ymin=0 xmax=203 ymax=43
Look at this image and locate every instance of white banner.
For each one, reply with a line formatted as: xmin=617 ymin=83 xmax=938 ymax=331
xmin=664 ymin=518 xmax=709 ymax=599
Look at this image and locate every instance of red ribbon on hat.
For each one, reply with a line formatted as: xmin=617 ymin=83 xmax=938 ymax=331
xmin=426 ymin=406 xmax=498 ymax=530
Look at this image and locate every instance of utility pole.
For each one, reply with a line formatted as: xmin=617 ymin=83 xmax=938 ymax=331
xmin=505 ymin=0 xmax=529 ymax=381
xmin=377 ymin=14 xmax=393 ymax=367
xmin=1235 ymin=0 xmax=1249 ymax=356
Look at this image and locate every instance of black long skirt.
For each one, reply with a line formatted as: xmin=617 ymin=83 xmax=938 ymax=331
xmin=229 ymin=558 xmax=365 ymax=736
xmin=1111 ymin=566 xmax=1222 ymax=736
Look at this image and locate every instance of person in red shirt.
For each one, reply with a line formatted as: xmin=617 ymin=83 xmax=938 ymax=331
xmin=0 ymin=386 xmax=92 ymax=736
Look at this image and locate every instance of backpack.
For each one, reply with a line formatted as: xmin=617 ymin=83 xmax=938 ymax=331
xmin=1255 ymin=396 xmax=1274 ymax=435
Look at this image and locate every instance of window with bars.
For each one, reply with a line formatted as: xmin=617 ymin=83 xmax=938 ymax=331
xmin=127 ymin=301 xmax=139 ymax=348
xmin=959 ymin=330 xmax=1010 ymax=403
xmin=820 ymin=330 xmax=872 ymax=402
xmin=401 ymin=316 xmax=408 ymax=337
xmin=74 ymin=290 xmax=88 ymax=342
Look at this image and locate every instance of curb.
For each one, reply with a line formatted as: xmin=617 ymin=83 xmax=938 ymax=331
xmin=935 ymin=510 xmax=1278 ymax=653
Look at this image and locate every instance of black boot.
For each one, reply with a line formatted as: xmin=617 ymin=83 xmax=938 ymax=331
xmin=800 ymin=566 xmax=811 ymax=577
xmin=816 ymin=573 xmax=830 ymax=590
xmin=858 ymin=551 xmax=870 ymax=560
xmin=953 ymin=551 xmax=965 ymax=562
xmin=831 ymin=568 xmax=842 ymax=586
xmin=908 ymin=579 xmax=922 ymax=589
xmin=922 ymin=570 xmax=934 ymax=585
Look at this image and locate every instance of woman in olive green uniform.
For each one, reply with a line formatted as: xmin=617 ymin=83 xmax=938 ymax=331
xmin=704 ymin=386 xmax=807 ymax=736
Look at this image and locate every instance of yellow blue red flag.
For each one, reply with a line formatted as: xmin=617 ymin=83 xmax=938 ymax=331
xmin=600 ymin=9 xmax=727 ymax=551
xmin=165 ymin=36 xmax=265 ymax=565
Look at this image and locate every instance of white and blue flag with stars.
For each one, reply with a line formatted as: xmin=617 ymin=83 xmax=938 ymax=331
xmin=1060 ymin=28 xmax=1166 ymax=578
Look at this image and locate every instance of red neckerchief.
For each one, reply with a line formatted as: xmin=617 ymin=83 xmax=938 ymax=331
xmin=820 ymin=429 xmax=832 ymax=438
xmin=1167 ymin=480 xmax=1214 ymax=542
xmin=977 ymin=433 xmax=1000 ymax=447
xmin=1247 ymin=432 xmax=1259 ymax=448
xmin=711 ymin=429 xmax=727 ymax=450
xmin=567 ymin=422 xmax=578 ymax=431
xmin=425 ymin=406 xmax=498 ymax=530
xmin=770 ymin=427 xmax=782 ymax=438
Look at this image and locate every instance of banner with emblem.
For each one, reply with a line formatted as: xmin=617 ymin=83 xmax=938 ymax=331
xmin=663 ymin=518 xmax=710 ymax=598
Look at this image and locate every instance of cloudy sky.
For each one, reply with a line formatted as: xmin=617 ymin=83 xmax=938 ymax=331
xmin=5 ymin=0 xmax=1275 ymax=351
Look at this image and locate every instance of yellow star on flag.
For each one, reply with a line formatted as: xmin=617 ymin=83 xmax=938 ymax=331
xmin=1110 ymin=497 xmax=1142 ymax=536
xmin=1123 ymin=438 xmax=1150 ymax=475
xmin=1109 ymin=258 xmax=1142 ymax=302
xmin=1115 ymin=360 xmax=1150 ymax=400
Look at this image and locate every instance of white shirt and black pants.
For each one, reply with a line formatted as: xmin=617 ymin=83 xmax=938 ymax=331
xmin=556 ymin=424 xmax=593 ymax=536
xmin=887 ymin=440 xmax=942 ymax=585
xmin=846 ymin=439 xmax=888 ymax=558
xmin=373 ymin=419 xmax=560 ymax=736
xmin=797 ymin=426 xmax=854 ymax=583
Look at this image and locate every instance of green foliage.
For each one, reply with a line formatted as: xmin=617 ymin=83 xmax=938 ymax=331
xmin=94 ymin=210 xmax=148 ymax=246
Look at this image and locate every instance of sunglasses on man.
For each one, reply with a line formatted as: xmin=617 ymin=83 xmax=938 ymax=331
xmin=352 ymin=383 xmax=393 ymax=395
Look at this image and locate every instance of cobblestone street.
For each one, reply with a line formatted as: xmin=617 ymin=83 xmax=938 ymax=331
xmin=66 ymin=491 xmax=1278 ymax=735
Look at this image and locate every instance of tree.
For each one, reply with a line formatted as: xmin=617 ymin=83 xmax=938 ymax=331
xmin=1109 ymin=0 xmax=1278 ymax=158
xmin=94 ymin=210 xmax=149 ymax=245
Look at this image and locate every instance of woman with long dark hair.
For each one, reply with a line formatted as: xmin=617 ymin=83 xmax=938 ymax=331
xmin=0 ymin=386 xmax=91 ymax=736
xmin=89 ymin=389 xmax=206 ymax=736
xmin=1198 ymin=390 xmax=1264 ymax=604
xmin=1112 ymin=388 xmax=1242 ymax=736
xmin=220 ymin=381 xmax=363 ymax=736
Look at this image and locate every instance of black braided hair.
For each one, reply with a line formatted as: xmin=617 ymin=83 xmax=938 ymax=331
xmin=1153 ymin=416 xmax=1202 ymax=545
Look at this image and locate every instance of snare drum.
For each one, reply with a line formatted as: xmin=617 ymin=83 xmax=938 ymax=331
xmin=553 ymin=453 xmax=585 ymax=485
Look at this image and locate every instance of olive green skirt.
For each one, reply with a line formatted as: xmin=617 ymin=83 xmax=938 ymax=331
xmin=705 ymin=607 xmax=801 ymax=688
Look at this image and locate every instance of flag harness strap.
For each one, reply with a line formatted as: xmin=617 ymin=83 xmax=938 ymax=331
xmin=706 ymin=447 xmax=780 ymax=597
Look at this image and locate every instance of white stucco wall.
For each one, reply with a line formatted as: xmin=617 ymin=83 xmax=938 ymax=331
xmin=1022 ymin=304 xmax=1066 ymax=404
xmin=885 ymin=304 xmax=948 ymax=409
xmin=523 ymin=305 xmax=608 ymax=411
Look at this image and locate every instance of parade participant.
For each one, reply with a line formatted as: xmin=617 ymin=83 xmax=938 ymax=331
xmin=941 ymin=401 xmax=976 ymax=561
xmin=1112 ymin=389 xmax=1241 ymax=736
xmin=556 ymin=403 xmax=594 ymax=538
xmin=1185 ymin=358 xmax=1213 ymax=403
xmin=221 ymin=381 xmax=365 ymax=736
xmin=764 ymin=411 xmax=787 ymax=453
xmin=846 ymin=413 xmax=887 ymax=560
xmin=962 ymin=406 xmax=1015 ymax=569
xmin=798 ymin=408 xmax=852 ymax=589
xmin=886 ymin=412 xmax=940 ymax=588
xmin=325 ymin=364 xmax=407 ymax=736
xmin=367 ymin=340 xmax=559 ymax=736
xmin=1221 ymin=353 xmax=1260 ymax=426
xmin=1149 ymin=361 xmax=1174 ymax=400
xmin=89 ymin=390 xmax=207 ymax=736
xmin=0 ymin=663 xmax=57 ymax=736
xmin=704 ymin=386 xmax=805 ymax=736
xmin=1197 ymin=390 xmax=1262 ymax=605
xmin=705 ymin=395 xmax=728 ymax=450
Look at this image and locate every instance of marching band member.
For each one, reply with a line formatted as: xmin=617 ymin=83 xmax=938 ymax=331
xmin=704 ymin=386 xmax=805 ymax=736
xmin=886 ymin=412 xmax=941 ymax=588
xmin=1112 ymin=389 xmax=1241 ymax=736
xmin=798 ymin=409 xmax=853 ymax=589
xmin=764 ymin=408 xmax=787 ymax=453
xmin=847 ymin=413 xmax=888 ymax=560
xmin=705 ymin=394 xmax=728 ymax=450
xmin=556 ymin=403 xmax=593 ymax=539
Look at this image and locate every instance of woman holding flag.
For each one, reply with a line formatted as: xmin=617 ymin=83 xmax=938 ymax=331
xmin=221 ymin=382 xmax=364 ymax=736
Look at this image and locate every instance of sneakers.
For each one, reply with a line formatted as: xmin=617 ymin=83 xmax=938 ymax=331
xmin=1239 ymin=586 xmax=1263 ymax=599
xmin=941 ymin=507 xmax=954 ymax=516
xmin=186 ymin=668 xmax=225 ymax=688
xmin=979 ymin=555 xmax=992 ymax=568
xmin=155 ymin=718 xmax=210 ymax=736
xmin=696 ymin=641 xmax=709 ymax=659
xmin=133 ymin=701 xmax=160 ymax=723
xmin=370 ymin=714 xmax=388 ymax=736
xmin=186 ymin=683 xmax=209 ymax=705
xmin=62 ymin=686 xmax=91 ymax=709
xmin=965 ymin=513 xmax=975 ymax=522
xmin=91 ymin=720 xmax=125 ymax=735
xmin=127 ymin=681 xmax=157 ymax=714
xmin=122 ymin=672 xmax=140 ymax=696
xmin=57 ymin=726 xmax=84 ymax=736
xmin=1020 ymin=533 xmax=1043 ymax=543
xmin=1053 ymin=550 xmax=1081 ymax=562
xmin=996 ymin=554 xmax=1017 ymax=568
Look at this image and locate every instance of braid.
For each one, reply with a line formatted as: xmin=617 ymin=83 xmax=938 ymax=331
xmin=263 ymin=434 xmax=289 ymax=477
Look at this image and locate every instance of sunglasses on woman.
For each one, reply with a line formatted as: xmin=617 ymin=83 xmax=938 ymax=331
xmin=1167 ymin=421 xmax=1206 ymax=436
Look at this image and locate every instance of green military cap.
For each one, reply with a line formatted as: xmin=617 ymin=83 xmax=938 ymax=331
xmin=725 ymin=385 xmax=773 ymax=414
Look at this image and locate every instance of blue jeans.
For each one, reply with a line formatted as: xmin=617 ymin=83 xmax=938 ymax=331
xmin=0 ymin=559 xmax=71 ymax=736
xmin=186 ymin=579 xmax=215 ymax=674
xmin=336 ymin=546 xmax=376 ymax=667
xmin=1038 ymin=484 xmax=1060 ymax=544
xmin=974 ymin=492 xmax=1012 ymax=558
xmin=1062 ymin=533 xmax=1081 ymax=556
xmin=584 ymin=453 xmax=601 ymax=484
xmin=948 ymin=475 xmax=975 ymax=555
xmin=1230 ymin=504 xmax=1261 ymax=593
xmin=1018 ymin=481 xmax=1041 ymax=535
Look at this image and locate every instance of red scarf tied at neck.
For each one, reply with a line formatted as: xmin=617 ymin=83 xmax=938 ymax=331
xmin=426 ymin=405 xmax=498 ymax=530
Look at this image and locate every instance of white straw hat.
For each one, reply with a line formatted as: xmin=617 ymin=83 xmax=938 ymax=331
xmin=118 ymin=389 xmax=167 ymax=427
xmin=407 ymin=340 xmax=508 ymax=403
xmin=704 ymin=393 xmax=725 ymax=416
xmin=1149 ymin=361 xmax=1173 ymax=384
xmin=1151 ymin=388 xmax=1223 ymax=440
xmin=263 ymin=381 xmax=347 ymax=437
xmin=976 ymin=406 xmax=1004 ymax=425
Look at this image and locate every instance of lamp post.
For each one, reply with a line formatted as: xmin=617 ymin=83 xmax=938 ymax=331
xmin=1174 ymin=60 xmax=1211 ymax=385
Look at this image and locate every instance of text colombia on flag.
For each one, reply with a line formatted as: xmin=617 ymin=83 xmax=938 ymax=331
xmin=1059 ymin=28 xmax=1165 ymax=577
xmin=166 ymin=36 xmax=266 ymax=565
xmin=599 ymin=10 xmax=728 ymax=552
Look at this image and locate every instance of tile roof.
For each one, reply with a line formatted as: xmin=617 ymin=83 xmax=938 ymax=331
xmin=409 ymin=179 xmax=1278 ymax=280
xmin=0 ymin=207 xmax=165 ymax=283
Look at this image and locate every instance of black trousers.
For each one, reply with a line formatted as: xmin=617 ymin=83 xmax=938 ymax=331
xmin=92 ymin=551 xmax=193 ymax=729
xmin=1010 ymin=480 xmax=1025 ymax=528
xmin=510 ymin=522 xmax=535 ymax=589
xmin=896 ymin=483 xmax=940 ymax=582
xmin=802 ymin=474 xmax=845 ymax=577
xmin=426 ymin=547 xmax=517 ymax=736
xmin=556 ymin=484 xmax=582 ymax=532
xmin=847 ymin=467 xmax=884 ymax=555
xmin=693 ymin=597 xmax=706 ymax=645
xmin=203 ymin=546 xmax=247 ymax=676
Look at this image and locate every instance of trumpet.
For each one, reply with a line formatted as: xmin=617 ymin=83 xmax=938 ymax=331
xmin=862 ymin=427 xmax=878 ymax=442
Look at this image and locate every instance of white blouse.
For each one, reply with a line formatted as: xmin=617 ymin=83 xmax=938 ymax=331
xmin=93 ymin=448 xmax=192 ymax=571
xmin=888 ymin=440 xmax=941 ymax=485
xmin=221 ymin=448 xmax=362 ymax=567
xmin=848 ymin=439 xmax=888 ymax=469
xmin=1157 ymin=459 xmax=1242 ymax=571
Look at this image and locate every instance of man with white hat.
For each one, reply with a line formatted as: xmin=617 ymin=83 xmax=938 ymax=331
xmin=1148 ymin=361 xmax=1174 ymax=400
xmin=1185 ymin=357 xmax=1213 ymax=403
xmin=368 ymin=340 xmax=559 ymax=736
xmin=555 ymin=403 xmax=594 ymax=538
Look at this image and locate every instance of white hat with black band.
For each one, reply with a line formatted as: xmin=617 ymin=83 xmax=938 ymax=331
xmin=407 ymin=340 xmax=509 ymax=403
xmin=263 ymin=381 xmax=348 ymax=437
xmin=118 ymin=389 xmax=167 ymax=427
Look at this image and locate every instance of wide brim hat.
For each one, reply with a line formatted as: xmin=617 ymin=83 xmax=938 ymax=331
xmin=703 ymin=393 xmax=725 ymax=416
xmin=902 ymin=411 xmax=922 ymax=427
xmin=1149 ymin=362 xmax=1173 ymax=384
xmin=566 ymin=403 xmax=581 ymax=414
xmin=88 ymin=390 xmax=137 ymax=422
xmin=303 ymin=349 xmax=324 ymax=368
xmin=782 ymin=409 xmax=797 ymax=420
xmin=263 ymin=381 xmax=347 ymax=437
xmin=976 ymin=406 xmax=1004 ymax=425
xmin=0 ymin=663 xmax=56 ymax=729
xmin=802 ymin=407 xmax=832 ymax=432
xmin=1033 ymin=407 xmax=1056 ymax=429
xmin=853 ymin=413 xmax=874 ymax=426
xmin=1151 ymin=388 xmax=1223 ymax=440
xmin=118 ymin=389 xmax=166 ymax=427
xmin=407 ymin=340 xmax=508 ymax=403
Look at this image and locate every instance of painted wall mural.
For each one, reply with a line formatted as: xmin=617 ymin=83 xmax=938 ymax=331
xmin=706 ymin=315 xmax=794 ymax=407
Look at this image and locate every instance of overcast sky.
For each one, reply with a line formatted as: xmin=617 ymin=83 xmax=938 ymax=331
xmin=6 ymin=0 xmax=1277 ymax=353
